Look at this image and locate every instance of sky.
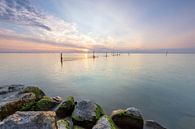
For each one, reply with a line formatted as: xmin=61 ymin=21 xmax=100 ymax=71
xmin=0 ymin=0 xmax=195 ymax=53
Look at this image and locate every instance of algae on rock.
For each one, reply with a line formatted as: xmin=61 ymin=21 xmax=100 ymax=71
xmin=35 ymin=96 xmax=58 ymax=111
xmin=56 ymin=96 xmax=75 ymax=118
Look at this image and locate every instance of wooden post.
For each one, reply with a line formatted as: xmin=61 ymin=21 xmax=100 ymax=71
xmin=60 ymin=53 xmax=63 ymax=62
xmin=93 ymin=51 xmax=95 ymax=58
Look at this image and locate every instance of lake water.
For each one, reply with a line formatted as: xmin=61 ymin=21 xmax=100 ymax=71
xmin=0 ymin=53 xmax=195 ymax=129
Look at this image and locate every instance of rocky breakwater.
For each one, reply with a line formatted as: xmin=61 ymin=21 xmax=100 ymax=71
xmin=0 ymin=85 xmax=167 ymax=129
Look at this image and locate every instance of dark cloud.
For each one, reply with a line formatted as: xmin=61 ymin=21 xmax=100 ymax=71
xmin=0 ymin=0 xmax=51 ymax=31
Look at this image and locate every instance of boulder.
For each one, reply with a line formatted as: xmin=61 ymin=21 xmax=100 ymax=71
xmin=144 ymin=120 xmax=167 ymax=129
xmin=92 ymin=115 xmax=118 ymax=129
xmin=74 ymin=125 xmax=85 ymax=129
xmin=0 ymin=85 xmax=24 ymax=103
xmin=111 ymin=107 xmax=144 ymax=129
xmin=0 ymin=85 xmax=24 ymax=95
xmin=56 ymin=96 xmax=75 ymax=118
xmin=72 ymin=99 xmax=104 ymax=129
xmin=57 ymin=119 xmax=71 ymax=129
xmin=0 ymin=93 xmax=36 ymax=120
xmin=19 ymin=86 xmax=45 ymax=100
xmin=0 ymin=111 xmax=57 ymax=129
xmin=52 ymin=96 xmax=63 ymax=104
xmin=35 ymin=96 xmax=59 ymax=111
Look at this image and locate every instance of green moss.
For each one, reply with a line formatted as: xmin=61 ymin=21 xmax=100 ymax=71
xmin=57 ymin=119 xmax=71 ymax=129
xmin=19 ymin=87 xmax=45 ymax=100
xmin=35 ymin=96 xmax=56 ymax=111
xmin=95 ymin=104 xmax=104 ymax=119
xmin=72 ymin=113 xmax=82 ymax=121
xmin=67 ymin=96 xmax=74 ymax=102
xmin=74 ymin=125 xmax=85 ymax=129
xmin=56 ymin=96 xmax=75 ymax=118
xmin=105 ymin=115 xmax=118 ymax=129
xmin=20 ymin=101 xmax=35 ymax=111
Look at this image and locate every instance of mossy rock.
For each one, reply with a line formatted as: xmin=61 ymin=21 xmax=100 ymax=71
xmin=35 ymin=96 xmax=58 ymax=111
xmin=56 ymin=96 xmax=75 ymax=118
xmin=74 ymin=125 xmax=85 ymax=129
xmin=0 ymin=111 xmax=57 ymax=129
xmin=144 ymin=120 xmax=167 ymax=129
xmin=57 ymin=119 xmax=71 ymax=129
xmin=0 ymin=93 xmax=36 ymax=120
xmin=19 ymin=86 xmax=45 ymax=100
xmin=72 ymin=99 xmax=104 ymax=129
xmin=111 ymin=107 xmax=144 ymax=129
xmin=20 ymin=101 xmax=36 ymax=111
xmin=92 ymin=115 xmax=118 ymax=129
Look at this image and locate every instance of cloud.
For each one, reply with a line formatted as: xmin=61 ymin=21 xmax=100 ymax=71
xmin=0 ymin=0 xmax=131 ymax=52
xmin=0 ymin=0 xmax=51 ymax=31
xmin=0 ymin=0 xmax=102 ymax=51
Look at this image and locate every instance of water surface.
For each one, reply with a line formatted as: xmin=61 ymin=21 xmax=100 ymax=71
xmin=0 ymin=53 xmax=195 ymax=129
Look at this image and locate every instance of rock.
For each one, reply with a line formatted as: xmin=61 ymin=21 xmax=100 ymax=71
xmin=0 ymin=93 xmax=36 ymax=120
xmin=144 ymin=120 xmax=167 ymax=129
xmin=19 ymin=86 xmax=45 ymax=100
xmin=74 ymin=125 xmax=85 ymax=129
xmin=35 ymin=96 xmax=59 ymax=111
xmin=111 ymin=107 xmax=144 ymax=129
xmin=0 ymin=111 xmax=57 ymax=129
xmin=92 ymin=115 xmax=118 ymax=129
xmin=52 ymin=96 xmax=63 ymax=103
xmin=72 ymin=99 xmax=104 ymax=129
xmin=57 ymin=119 xmax=71 ymax=129
xmin=0 ymin=85 xmax=24 ymax=95
xmin=56 ymin=96 xmax=75 ymax=118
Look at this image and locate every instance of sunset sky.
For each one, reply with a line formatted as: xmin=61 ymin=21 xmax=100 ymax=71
xmin=0 ymin=0 xmax=195 ymax=53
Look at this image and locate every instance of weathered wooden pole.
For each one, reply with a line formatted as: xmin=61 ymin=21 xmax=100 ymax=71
xmin=60 ymin=53 xmax=63 ymax=62
xmin=93 ymin=51 xmax=95 ymax=58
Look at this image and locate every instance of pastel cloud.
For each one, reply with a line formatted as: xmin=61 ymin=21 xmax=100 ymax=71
xmin=0 ymin=0 xmax=51 ymax=31
xmin=0 ymin=0 xmax=101 ymax=52
xmin=0 ymin=0 xmax=195 ymax=53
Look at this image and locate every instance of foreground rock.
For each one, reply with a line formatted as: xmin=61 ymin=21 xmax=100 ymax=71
xmin=144 ymin=120 xmax=167 ymax=129
xmin=0 ymin=111 xmax=57 ymax=129
xmin=56 ymin=96 xmax=75 ymax=118
xmin=111 ymin=107 xmax=144 ymax=129
xmin=0 ymin=93 xmax=36 ymax=120
xmin=74 ymin=125 xmax=85 ymax=129
xmin=19 ymin=86 xmax=45 ymax=100
xmin=92 ymin=115 xmax=118 ymax=129
xmin=35 ymin=96 xmax=59 ymax=111
xmin=57 ymin=119 xmax=71 ymax=129
xmin=72 ymin=99 xmax=104 ymax=129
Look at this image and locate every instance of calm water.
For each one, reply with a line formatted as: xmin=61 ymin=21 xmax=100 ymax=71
xmin=0 ymin=53 xmax=195 ymax=129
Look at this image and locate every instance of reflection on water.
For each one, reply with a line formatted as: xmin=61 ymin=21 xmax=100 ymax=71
xmin=0 ymin=53 xmax=195 ymax=129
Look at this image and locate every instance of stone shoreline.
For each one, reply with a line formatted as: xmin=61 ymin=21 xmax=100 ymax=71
xmin=0 ymin=85 xmax=167 ymax=129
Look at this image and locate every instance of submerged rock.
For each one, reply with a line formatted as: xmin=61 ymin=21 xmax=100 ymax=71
xmin=19 ymin=86 xmax=45 ymax=100
xmin=0 ymin=85 xmax=24 ymax=102
xmin=111 ymin=107 xmax=144 ymax=129
xmin=57 ymin=119 xmax=71 ymax=129
xmin=56 ymin=96 xmax=75 ymax=118
xmin=0 ymin=85 xmax=24 ymax=95
xmin=35 ymin=96 xmax=59 ymax=111
xmin=72 ymin=99 xmax=104 ymax=129
xmin=144 ymin=120 xmax=167 ymax=129
xmin=92 ymin=115 xmax=118 ymax=129
xmin=0 ymin=93 xmax=36 ymax=121
xmin=0 ymin=111 xmax=57 ymax=129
